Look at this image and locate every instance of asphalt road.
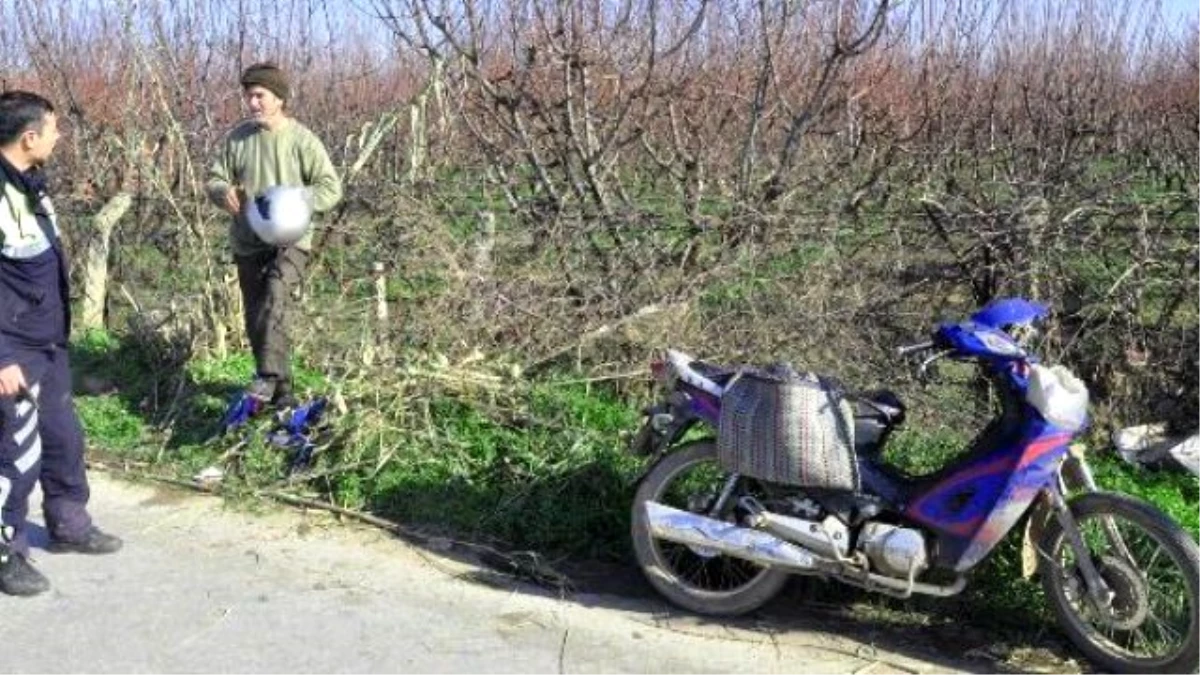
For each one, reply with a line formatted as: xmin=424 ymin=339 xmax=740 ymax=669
xmin=0 ymin=473 xmax=1037 ymax=673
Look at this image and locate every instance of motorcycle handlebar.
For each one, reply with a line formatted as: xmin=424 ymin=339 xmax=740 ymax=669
xmin=915 ymin=349 xmax=950 ymax=382
xmin=895 ymin=340 xmax=951 ymax=383
xmin=896 ymin=340 xmax=935 ymax=357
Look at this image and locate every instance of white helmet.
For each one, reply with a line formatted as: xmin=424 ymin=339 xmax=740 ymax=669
xmin=246 ymin=185 xmax=313 ymax=245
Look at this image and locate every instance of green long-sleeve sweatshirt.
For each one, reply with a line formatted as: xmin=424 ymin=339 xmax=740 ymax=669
xmin=206 ymin=118 xmax=343 ymax=256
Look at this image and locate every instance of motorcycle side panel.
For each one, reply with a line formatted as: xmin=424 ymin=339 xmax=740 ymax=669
xmin=903 ymin=424 xmax=1073 ymax=571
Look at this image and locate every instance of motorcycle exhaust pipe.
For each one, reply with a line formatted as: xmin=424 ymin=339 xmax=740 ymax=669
xmin=643 ymin=501 xmax=969 ymax=598
xmin=642 ymin=501 xmax=823 ymax=571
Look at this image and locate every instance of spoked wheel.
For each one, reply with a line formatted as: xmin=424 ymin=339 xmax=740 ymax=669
xmin=1039 ymin=492 xmax=1199 ymax=673
xmin=631 ymin=441 xmax=789 ymax=616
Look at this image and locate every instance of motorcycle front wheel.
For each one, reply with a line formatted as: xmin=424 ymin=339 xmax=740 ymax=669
xmin=631 ymin=440 xmax=790 ymax=616
xmin=1039 ymin=492 xmax=1199 ymax=674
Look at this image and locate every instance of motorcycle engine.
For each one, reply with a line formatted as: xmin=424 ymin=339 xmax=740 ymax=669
xmin=857 ymin=522 xmax=929 ymax=578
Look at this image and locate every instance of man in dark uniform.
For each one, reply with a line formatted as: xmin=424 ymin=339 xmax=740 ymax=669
xmin=0 ymin=91 xmax=121 ymax=597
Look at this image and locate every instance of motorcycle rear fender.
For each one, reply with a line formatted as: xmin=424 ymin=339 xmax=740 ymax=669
xmin=628 ymin=402 xmax=672 ymax=457
xmin=630 ymin=392 xmax=700 ymax=457
xmin=633 ymin=403 xmax=700 ymax=456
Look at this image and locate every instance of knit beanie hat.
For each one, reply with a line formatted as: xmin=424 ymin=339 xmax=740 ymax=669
xmin=240 ymin=63 xmax=290 ymax=101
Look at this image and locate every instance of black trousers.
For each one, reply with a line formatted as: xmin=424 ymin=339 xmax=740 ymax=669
xmin=0 ymin=347 xmax=92 ymax=555
xmin=235 ymin=247 xmax=308 ymax=387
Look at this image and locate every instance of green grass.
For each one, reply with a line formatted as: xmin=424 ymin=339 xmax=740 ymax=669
xmin=1091 ymin=452 xmax=1199 ymax=536
xmin=880 ymin=426 xmax=973 ymax=476
xmin=358 ymin=379 xmax=644 ymax=559
xmin=74 ymin=329 xmax=330 ymax=470
xmin=74 ymin=337 xmax=644 ymax=559
xmin=76 ymin=394 xmax=149 ymax=454
xmin=699 ymin=242 xmax=830 ymax=310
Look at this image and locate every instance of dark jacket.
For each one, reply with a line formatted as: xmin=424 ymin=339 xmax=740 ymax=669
xmin=0 ymin=157 xmax=70 ymax=365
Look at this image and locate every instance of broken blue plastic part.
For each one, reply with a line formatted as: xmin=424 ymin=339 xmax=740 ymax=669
xmin=220 ymin=394 xmax=330 ymax=473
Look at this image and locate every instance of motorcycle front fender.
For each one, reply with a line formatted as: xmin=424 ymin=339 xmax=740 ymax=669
xmin=1021 ymin=492 xmax=1055 ymax=579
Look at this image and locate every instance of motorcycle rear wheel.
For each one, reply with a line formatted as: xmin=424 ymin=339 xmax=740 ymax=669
xmin=1039 ymin=492 xmax=1199 ymax=674
xmin=631 ymin=440 xmax=790 ymax=616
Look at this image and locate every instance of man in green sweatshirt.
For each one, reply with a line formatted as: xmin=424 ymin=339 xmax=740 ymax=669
xmin=206 ymin=63 xmax=343 ymax=407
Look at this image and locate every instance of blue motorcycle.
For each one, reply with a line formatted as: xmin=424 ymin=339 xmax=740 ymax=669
xmin=628 ymin=299 xmax=1198 ymax=673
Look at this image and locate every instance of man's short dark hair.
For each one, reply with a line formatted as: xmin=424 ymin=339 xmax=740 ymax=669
xmin=0 ymin=91 xmax=55 ymax=146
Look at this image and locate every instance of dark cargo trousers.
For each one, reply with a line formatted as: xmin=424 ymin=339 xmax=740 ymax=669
xmin=0 ymin=347 xmax=92 ymax=555
xmin=235 ymin=247 xmax=308 ymax=389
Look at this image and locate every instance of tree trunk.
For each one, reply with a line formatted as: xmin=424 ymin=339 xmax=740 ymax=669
xmin=77 ymin=191 xmax=132 ymax=333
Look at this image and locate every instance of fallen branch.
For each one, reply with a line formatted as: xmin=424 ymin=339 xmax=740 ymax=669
xmin=543 ymin=370 xmax=647 ymax=386
xmin=259 ymin=489 xmax=572 ymax=591
xmin=89 ymin=462 xmax=573 ymax=592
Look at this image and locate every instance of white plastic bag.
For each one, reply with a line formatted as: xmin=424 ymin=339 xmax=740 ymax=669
xmin=1026 ymin=364 xmax=1089 ymax=431
xmin=1166 ymin=435 xmax=1200 ymax=477
xmin=1113 ymin=422 xmax=1170 ymax=462
xmin=1113 ymin=423 xmax=1199 ymax=477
